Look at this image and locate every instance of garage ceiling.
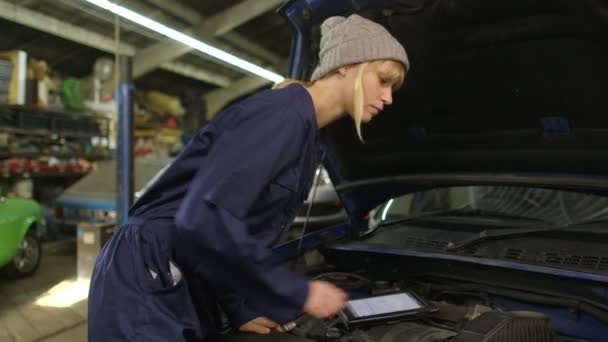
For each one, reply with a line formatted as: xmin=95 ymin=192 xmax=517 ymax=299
xmin=0 ymin=0 xmax=293 ymax=114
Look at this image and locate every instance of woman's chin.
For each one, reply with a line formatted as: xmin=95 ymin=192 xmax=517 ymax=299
xmin=362 ymin=113 xmax=374 ymax=123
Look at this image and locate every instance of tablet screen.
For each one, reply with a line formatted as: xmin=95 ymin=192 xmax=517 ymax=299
xmin=346 ymin=292 xmax=423 ymax=318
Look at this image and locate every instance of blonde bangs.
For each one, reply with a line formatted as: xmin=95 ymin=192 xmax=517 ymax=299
xmin=379 ymin=60 xmax=406 ymax=91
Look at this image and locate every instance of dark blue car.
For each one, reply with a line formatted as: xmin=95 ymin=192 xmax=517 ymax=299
xmin=273 ymin=0 xmax=608 ymax=341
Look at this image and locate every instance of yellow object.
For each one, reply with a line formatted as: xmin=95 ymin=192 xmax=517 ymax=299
xmin=135 ymin=127 xmax=182 ymax=143
xmin=0 ymin=50 xmax=27 ymax=105
xmin=145 ymin=91 xmax=185 ymax=117
xmin=28 ymin=58 xmax=49 ymax=81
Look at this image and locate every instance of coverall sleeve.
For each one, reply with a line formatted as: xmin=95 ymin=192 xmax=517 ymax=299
xmin=175 ymin=102 xmax=310 ymax=326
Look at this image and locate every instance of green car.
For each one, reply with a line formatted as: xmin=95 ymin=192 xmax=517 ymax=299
xmin=0 ymin=196 xmax=43 ymax=278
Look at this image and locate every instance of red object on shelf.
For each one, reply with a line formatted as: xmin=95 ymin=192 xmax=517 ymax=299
xmin=0 ymin=157 xmax=92 ymax=177
xmin=165 ymin=117 xmax=177 ymax=128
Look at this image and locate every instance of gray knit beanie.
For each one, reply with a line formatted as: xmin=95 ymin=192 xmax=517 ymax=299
xmin=310 ymin=14 xmax=409 ymax=81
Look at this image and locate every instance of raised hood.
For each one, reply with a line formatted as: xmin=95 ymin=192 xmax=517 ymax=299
xmin=280 ymin=0 xmax=608 ymax=219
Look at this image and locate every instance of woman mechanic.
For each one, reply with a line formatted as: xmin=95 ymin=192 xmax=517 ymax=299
xmin=88 ymin=14 xmax=409 ymax=342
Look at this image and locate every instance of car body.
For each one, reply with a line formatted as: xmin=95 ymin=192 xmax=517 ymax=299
xmin=56 ymin=158 xmax=342 ymax=232
xmin=275 ymin=167 xmax=348 ymax=243
xmin=273 ymin=0 xmax=608 ymax=341
xmin=53 ymin=158 xmax=171 ymax=227
xmin=292 ymin=166 xmax=347 ymax=229
xmin=0 ymin=196 xmax=43 ymax=278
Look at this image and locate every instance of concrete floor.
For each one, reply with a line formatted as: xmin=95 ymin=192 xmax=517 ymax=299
xmin=38 ymin=323 xmax=86 ymax=342
xmin=0 ymin=244 xmax=88 ymax=342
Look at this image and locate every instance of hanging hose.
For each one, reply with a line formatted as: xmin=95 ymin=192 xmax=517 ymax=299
xmin=292 ymin=152 xmax=327 ymax=269
xmin=296 ymin=152 xmax=326 ymax=257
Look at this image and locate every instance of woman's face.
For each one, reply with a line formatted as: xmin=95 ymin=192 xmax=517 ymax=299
xmin=342 ymin=60 xmax=404 ymax=123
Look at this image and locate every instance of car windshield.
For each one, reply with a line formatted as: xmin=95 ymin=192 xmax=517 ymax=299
xmin=369 ymin=186 xmax=608 ymax=229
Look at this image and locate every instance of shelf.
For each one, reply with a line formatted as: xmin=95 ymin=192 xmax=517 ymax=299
xmin=0 ymin=105 xmax=110 ymax=139
xmin=0 ymin=152 xmax=109 ymax=160
xmin=0 ymin=171 xmax=90 ymax=178
xmin=0 ymin=126 xmax=105 ymax=139
xmin=0 ymin=158 xmax=93 ymax=178
xmin=0 ymin=105 xmax=106 ymax=120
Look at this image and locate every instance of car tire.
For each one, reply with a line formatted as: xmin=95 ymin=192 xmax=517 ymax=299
xmin=1 ymin=228 xmax=42 ymax=279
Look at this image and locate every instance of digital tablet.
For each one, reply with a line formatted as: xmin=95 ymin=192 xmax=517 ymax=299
xmin=341 ymin=291 xmax=435 ymax=327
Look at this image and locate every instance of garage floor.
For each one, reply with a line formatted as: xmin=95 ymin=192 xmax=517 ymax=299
xmin=0 ymin=243 xmax=88 ymax=342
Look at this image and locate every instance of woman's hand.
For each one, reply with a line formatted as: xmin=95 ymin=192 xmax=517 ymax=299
xmin=304 ymin=281 xmax=348 ymax=319
xmin=239 ymin=317 xmax=284 ymax=334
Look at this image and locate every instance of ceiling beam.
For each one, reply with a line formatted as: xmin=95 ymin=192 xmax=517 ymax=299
xmin=133 ymin=0 xmax=284 ymax=78
xmin=58 ymin=0 xmax=232 ymax=87
xmin=204 ymin=76 xmax=272 ymax=117
xmin=198 ymin=0 xmax=283 ymax=37
xmin=160 ymin=61 xmax=232 ymax=87
xmin=57 ymin=0 xmax=164 ymax=41
xmin=0 ymin=0 xmax=135 ymax=55
xmin=16 ymin=0 xmax=37 ymax=7
xmin=144 ymin=0 xmax=202 ymax=26
xmin=0 ymin=0 xmax=230 ymax=87
xmin=133 ymin=39 xmax=191 ymax=77
xmin=132 ymin=30 xmax=272 ymax=79
xmin=221 ymin=32 xmax=282 ymax=66
xmin=203 ymin=59 xmax=289 ymax=117
xmin=142 ymin=0 xmax=282 ymax=67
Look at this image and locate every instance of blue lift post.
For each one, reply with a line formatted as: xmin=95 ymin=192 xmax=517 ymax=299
xmin=117 ymin=56 xmax=134 ymax=227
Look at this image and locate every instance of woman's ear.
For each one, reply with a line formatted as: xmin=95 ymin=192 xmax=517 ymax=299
xmin=337 ymin=66 xmax=349 ymax=77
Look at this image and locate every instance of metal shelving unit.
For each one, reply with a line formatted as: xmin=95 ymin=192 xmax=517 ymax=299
xmin=0 ymin=105 xmax=109 ymax=138
xmin=0 ymin=105 xmax=111 ymax=178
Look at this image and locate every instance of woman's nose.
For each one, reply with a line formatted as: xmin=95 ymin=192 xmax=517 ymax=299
xmin=381 ymin=89 xmax=393 ymax=105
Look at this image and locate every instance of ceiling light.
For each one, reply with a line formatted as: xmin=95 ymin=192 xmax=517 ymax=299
xmin=83 ymin=0 xmax=285 ymax=83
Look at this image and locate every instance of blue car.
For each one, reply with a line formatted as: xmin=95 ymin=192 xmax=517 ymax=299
xmin=272 ymin=0 xmax=608 ymax=341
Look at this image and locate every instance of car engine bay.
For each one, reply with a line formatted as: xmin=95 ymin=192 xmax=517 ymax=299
xmin=273 ymin=199 xmax=608 ymax=341
xmin=285 ymin=271 xmax=555 ymax=342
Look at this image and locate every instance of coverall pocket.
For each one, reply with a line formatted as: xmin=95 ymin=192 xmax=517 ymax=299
xmin=143 ymin=262 xmax=193 ymax=320
xmin=138 ymin=243 xmax=188 ymax=301
xmin=135 ymin=233 xmax=202 ymax=340
xmin=143 ymin=258 xmax=184 ymax=292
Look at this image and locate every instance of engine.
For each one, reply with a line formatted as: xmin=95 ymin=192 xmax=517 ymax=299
xmin=287 ymin=273 xmax=555 ymax=342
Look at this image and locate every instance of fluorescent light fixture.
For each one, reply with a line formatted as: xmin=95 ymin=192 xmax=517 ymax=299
xmin=83 ymin=0 xmax=285 ymax=83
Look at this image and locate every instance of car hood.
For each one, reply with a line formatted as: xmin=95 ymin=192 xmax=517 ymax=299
xmin=279 ymin=0 xmax=608 ymax=222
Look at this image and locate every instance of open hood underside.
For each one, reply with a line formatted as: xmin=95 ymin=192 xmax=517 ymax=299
xmin=281 ymin=0 xmax=608 ymax=216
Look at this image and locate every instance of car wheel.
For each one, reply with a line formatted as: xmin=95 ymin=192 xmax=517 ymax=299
xmin=3 ymin=228 xmax=42 ymax=278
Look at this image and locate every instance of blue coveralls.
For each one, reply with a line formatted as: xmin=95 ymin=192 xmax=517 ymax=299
xmin=88 ymin=84 xmax=324 ymax=341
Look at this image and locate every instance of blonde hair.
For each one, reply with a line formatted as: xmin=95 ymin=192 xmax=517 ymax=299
xmin=273 ymin=79 xmax=315 ymax=89
xmin=353 ymin=62 xmax=368 ymax=142
xmin=274 ymin=59 xmax=405 ymax=143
